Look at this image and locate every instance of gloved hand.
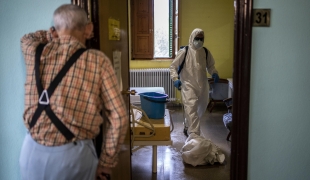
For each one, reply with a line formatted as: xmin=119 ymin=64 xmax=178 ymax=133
xmin=173 ymin=79 xmax=182 ymax=90
xmin=212 ymin=73 xmax=219 ymax=83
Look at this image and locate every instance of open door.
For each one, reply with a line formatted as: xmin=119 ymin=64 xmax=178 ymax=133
xmin=72 ymin=0 xmax=132 ymax=179
xmin=73 ymin=0 xmax=253 ymax=180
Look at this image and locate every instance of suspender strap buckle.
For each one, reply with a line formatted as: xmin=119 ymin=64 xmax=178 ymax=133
xmin=39 ymin=89 xmax=49 ymax=105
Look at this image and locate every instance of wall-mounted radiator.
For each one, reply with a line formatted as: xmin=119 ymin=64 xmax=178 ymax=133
xmin=130 ymin=68 xmax=176 ymax=101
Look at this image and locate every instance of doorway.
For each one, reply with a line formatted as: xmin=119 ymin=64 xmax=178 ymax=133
xmin=72 ymin=0 xmax=252 ymax=179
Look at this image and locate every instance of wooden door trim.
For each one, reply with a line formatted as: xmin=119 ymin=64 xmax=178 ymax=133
xmin=231 ymin=0 xmax=252 ymax=180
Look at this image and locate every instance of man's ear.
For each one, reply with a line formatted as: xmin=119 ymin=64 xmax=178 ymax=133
xmin=84 ymin=22 xmax=94 ymax=39
xmin=50 ymin=26 xmax=59 ymax=39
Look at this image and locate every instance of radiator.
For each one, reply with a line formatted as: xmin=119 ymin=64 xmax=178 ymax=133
xmin=130 ymin=68 xmax=176 ymax=101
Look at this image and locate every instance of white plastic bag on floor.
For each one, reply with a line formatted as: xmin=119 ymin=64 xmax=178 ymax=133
xmin=181 ymin=133 xmax=225 ymax=166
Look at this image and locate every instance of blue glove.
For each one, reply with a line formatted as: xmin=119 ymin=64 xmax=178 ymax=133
xmin=173 ymin=80 xmax=182 ymax=90
xmin=212 ymin=73 xmax=219 ymax=83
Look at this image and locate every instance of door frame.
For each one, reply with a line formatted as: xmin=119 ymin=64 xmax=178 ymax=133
xmin=231 ymin=0 xmax=252 ymax=179
xmin=73 ymin=0 xmax=253 ymax=179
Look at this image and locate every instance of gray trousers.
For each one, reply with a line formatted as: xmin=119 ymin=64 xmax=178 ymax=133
xmin=19 ymin=133 xmax=98 ymax=180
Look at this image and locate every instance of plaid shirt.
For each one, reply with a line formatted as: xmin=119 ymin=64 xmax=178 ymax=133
xmin=21 ymin=30 xmax=128 ymax=168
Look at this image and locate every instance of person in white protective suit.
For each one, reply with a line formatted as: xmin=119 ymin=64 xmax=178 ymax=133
xmin=169 ymin=28 xmax=219 ymax=136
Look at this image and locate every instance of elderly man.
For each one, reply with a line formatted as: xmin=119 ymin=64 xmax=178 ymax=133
xmin=19 ymin=4 xmax=128 ymax=180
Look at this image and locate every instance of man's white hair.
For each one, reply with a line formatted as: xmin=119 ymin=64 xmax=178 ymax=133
xmin=53 ymin=4 xmax=88 ymax=31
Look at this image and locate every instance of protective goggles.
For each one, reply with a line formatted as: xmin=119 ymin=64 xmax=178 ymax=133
xmin=194 ymin=37 xmax=204 ymax=41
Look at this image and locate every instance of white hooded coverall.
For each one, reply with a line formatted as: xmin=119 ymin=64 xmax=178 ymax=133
xmin=169 ymin=28 xmax=218 ymax=135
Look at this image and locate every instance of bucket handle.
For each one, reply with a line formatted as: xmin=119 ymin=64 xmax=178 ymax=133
xmin=142 ymin=96 xmax=169 ymax=103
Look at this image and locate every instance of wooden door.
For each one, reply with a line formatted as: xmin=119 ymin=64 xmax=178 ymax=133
xmin=72 ymin=0 xmax=132 ymax=179
xmin=131 ymin=0 xmax=154 ymax=59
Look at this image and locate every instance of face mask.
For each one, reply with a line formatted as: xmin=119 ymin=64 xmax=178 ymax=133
xmin=193 ymin=40 xmax=203 ymax=49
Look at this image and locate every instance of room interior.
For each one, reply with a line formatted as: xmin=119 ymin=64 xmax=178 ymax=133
xmin=72 ymin=0 xmax=237 ymax=179
xmin=83 ymin=0 xmax=236 ymax=179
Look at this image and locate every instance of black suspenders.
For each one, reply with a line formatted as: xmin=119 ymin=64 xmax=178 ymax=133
xmin=29 ymin=44 xmax=87 ymax=141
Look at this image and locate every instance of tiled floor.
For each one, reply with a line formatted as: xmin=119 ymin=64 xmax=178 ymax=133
xmin=131 ymin=104 xmax=231 ymax=180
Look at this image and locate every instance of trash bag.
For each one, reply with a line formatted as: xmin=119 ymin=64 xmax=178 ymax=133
xmin=181 ymin=133 xmax=225 ymax=166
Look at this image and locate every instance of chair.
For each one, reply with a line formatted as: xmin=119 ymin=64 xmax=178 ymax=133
xmin=223 ymin=98 xmax=233 ymax=141
xmin=207 ymin=78 xmax=229 ymax=113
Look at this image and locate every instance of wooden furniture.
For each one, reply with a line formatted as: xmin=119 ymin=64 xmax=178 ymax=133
xmin=130 ymin=105 xmax=173 ymax=173
xmin=132 ymin=140 xmax=172 ymax=173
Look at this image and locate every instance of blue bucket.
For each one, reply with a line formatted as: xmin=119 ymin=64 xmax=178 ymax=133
xmin=139 ymin=92 xmax=168 ymax=119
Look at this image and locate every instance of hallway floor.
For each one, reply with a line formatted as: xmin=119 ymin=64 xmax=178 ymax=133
xmin=131 ymin=104 xmax=231 ymax=180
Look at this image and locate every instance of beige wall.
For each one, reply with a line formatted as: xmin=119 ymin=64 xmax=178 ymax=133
xmin=130 ymin=0 xmax=234 ymax=79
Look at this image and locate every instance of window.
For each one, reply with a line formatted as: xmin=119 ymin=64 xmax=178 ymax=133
xmin=131 ymin=0 xmax=178 ymax=59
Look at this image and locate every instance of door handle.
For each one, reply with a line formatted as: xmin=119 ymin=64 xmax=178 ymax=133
xmin=121 ymin=89 xmax=137 ymax=96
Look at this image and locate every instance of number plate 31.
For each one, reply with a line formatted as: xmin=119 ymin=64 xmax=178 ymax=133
xmin=253 ymin=9 xmax=271 ymax=27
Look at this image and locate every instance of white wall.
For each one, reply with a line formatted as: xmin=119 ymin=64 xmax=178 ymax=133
xmin=249 ymin=0 xmax=310 ymax=179
xmin=0 ymin=0 xmax=69 ymax=179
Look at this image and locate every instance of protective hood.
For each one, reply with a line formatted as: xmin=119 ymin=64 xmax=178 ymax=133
xmin=189 ymin=28 xmax=204 ymax=50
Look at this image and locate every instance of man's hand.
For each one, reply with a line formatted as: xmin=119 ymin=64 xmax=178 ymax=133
xmin=212 ymin=73 xmax=219 ymax=83
xmin=84 ymin=22 xmax=94 ymax=39
xmin=96 ymin=166 xmax=111 ymax=180
xmin=173 ymin=79 xmax=182 ymax=90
